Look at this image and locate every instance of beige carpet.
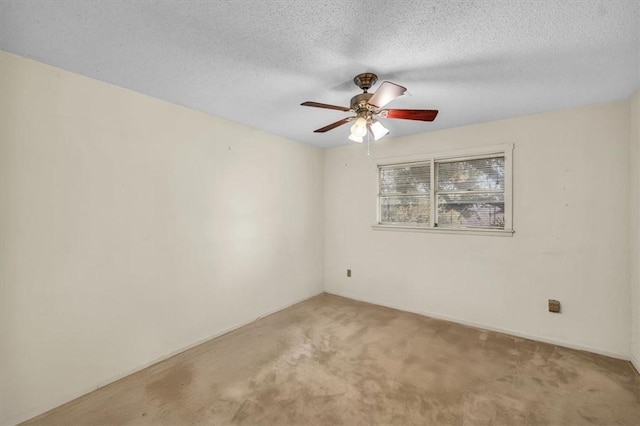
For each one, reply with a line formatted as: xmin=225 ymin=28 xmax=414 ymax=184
xmin=25 ymin=293 xmax=640 ymax=425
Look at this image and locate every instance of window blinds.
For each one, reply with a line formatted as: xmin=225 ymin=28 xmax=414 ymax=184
xmin=378 ymin=156 xmax=506 ymax=229
xmin=436 ymin=157 xmax=505 ymax=229
xmin=379 ymin=163 xmax=430 ymax=225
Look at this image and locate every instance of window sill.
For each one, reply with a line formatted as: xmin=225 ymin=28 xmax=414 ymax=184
xmin=371 ymin=224 xmax=515 ymax=237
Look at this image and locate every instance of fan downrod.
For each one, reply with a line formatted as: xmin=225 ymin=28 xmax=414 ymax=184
xmin=353 ymin=73 xmax=378 ymax=93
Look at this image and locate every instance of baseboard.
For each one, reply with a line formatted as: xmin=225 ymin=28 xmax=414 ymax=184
xmin=325 ymin=291 xmax=630 ymax=361
xmin=631 ymin=353 xmax=640 ymax=375
xmin=19 ymin=291 xmax=323 ymax=425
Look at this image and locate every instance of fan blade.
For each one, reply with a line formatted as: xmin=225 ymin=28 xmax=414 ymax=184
xmin=301 ymin=101 xmax=351 ymax=112
xmin=367 ymin=81 xmax=407 ymax=108
xmin=381 ymin=109 xmax=439 ymax=121
xmin=313 ymin=118 xmax=352 ymax=133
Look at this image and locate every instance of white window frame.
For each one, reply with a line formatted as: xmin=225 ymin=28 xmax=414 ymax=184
xmin=373 ymin=144 xmax=514 ymax=236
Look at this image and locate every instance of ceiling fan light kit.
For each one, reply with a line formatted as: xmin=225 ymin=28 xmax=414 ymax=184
xmin=301 ymin=72 xmax=438 ymax=144
xmin=348 ymin=133 xmax=363 ymax=143
xmin=349 ymin=116 xmax=368 ymax=142
xmin=369 ymin=120 xmax=389 ymax=141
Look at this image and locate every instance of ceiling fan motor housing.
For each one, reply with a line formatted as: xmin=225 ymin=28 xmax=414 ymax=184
xmin=350 ymin=92 xmax=375 ymax=118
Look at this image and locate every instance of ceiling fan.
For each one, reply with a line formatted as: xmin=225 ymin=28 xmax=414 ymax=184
xmin=301 ymin=72 xmax=438 ymax=143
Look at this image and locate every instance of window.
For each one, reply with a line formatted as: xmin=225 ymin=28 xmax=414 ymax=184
xmin=375 ymin=145 xmax=513 ymax=235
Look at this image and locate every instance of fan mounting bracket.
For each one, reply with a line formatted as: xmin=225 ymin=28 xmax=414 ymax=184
xmin=353 ymin=73 xmax=378 ymax=93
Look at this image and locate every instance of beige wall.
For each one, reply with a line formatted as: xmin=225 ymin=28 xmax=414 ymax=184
xmin=0 ymin=51 xmax=324 ymax=425
xmin=631 ymin=90 xmax=640 ymax=372
xmin=324 ymin=99 xmax=632 ymax=359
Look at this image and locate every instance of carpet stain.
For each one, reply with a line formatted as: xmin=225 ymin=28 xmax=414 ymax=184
xmin=145 ymin=364 xmax=194 ymax=403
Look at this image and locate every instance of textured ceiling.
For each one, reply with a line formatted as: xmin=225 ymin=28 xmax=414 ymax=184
xmin=1 ymin=0 xmax=639 ymax=148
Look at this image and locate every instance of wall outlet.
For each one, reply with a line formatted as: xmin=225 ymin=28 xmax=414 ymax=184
xmin=548 ymin=299 xmax=561 ymax=313
xmin=347 ymin=269 xmax=351 ymax=277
